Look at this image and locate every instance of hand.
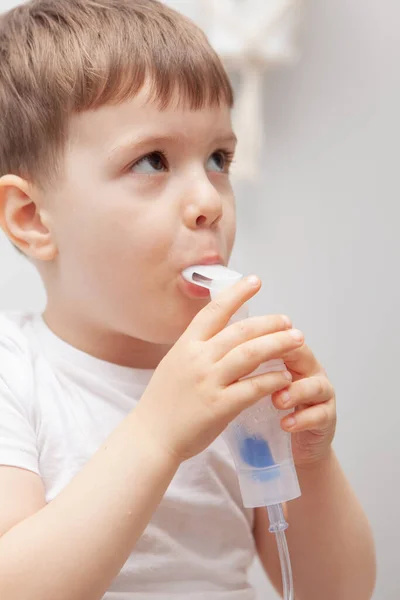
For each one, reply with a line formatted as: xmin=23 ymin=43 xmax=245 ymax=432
xmin=135 ymin=276 xmax=304 ymax=463
xmin=272 ymin=340 xmax=337 ymax=468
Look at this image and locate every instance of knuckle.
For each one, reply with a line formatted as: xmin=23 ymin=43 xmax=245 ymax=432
xmin=277 ymin=314 xmax=291 ymax=330
xmin=206 ymin=379 xmax=222 ymax=404
xmin=315 ymin=377 xmax=325 ymax=397
xmin=264 ymin=315 xmax=287 ymax=333
xmin=275 ymin=334 xmax=287 ymax=354
xmin=242 ymin=343 xmax=257 ymax=361
xmin=328 ymin=383 xmax=336 ymax=401
xmin=249 ymin=377 xmax=262 ymax=395
xmin=319 ymin=404 xmax=331 ymax=426
xmin=186 ymin=339 xmax=202 ymax=360
xmin=208 ymin=299 xmax=223 ymax=315
xmin=194 ymin=370 xmax=207 ymax=387
xmin=237 ymin=318 xmax=249 ymax=336
xmin=187 ymin=342 xmax=209 ymax=379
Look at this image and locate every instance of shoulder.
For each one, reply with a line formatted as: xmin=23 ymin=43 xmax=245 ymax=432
xmin=0 ymin=311 xmax=36 ymax=401
xmin=0 ymin=311 xmax=36 ymax=360
xmin=0 ymin=311 xmax=33 ymax=351
xmin=0 ymin=312 xmax=41 ymax=473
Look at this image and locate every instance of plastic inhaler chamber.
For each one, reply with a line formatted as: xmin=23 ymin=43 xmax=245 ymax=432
xmin=182 ymin=265 xmax=301 ymax=508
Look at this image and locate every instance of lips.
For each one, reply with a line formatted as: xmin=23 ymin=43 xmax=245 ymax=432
xmin=180 ymin=278 xmax=211 ymax=299
xmin=181 ymin=253 xmax=224 ymax=271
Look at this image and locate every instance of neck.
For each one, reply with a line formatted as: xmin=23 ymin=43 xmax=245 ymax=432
xmin=43 ymin=305 xmax=172 ymax=370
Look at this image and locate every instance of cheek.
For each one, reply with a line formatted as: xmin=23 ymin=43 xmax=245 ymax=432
xmin=53 ymin=190 xmax=173 ymax=310
xmin=55 ymin=182 xmax=167 ymax=265
xmin=223 ymin=200 xmax=237 ymax=256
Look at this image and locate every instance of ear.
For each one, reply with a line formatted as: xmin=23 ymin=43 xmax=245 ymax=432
xmin=0 ymin=175 xmax=58 ymax=261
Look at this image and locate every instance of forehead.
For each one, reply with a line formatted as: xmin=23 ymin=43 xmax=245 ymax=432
xmin=67 ymin=85 xmax=234 ymax=152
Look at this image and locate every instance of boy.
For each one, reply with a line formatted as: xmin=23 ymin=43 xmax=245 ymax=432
xmin=0 ymin=1 xmax=376 ymax=599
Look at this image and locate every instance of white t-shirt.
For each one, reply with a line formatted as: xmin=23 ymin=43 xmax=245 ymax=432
xmin=0 ymin=312 xmax=257 ymax=599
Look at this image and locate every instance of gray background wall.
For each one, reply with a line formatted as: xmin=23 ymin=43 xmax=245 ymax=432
xmin=1 ymin=1 xmax=399 ymax=598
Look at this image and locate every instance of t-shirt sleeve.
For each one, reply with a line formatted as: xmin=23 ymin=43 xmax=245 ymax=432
xmin=0 ymin=316 xmax=39 ymax=475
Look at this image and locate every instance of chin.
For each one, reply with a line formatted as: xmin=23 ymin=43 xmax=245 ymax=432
xmin=148 ymin=302 xmax=209 ymax=344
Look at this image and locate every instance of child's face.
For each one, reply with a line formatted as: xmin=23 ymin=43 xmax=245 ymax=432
xmin=46 ymin=86 xmax=237 ymax=345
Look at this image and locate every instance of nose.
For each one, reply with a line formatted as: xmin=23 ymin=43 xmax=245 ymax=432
xmin=183 ymin=177 xmax=223 ymax=230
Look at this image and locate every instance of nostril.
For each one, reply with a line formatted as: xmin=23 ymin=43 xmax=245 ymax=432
xmin=196 ymin=215 xmax=206 ymax=226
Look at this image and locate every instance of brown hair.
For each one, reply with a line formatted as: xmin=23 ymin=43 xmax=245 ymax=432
xmin=0 ymin=0 xmax=233 ymax=188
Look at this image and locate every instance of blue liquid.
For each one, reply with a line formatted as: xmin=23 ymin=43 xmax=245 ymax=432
xmin=240 ymin=436 xmax=280 ymax=482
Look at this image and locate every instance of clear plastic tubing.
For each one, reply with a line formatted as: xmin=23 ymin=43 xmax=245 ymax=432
xmin=267 ymin=503 xmax=294 ymax=600
xmin=182 ymin=265 xmax=300 ymax=600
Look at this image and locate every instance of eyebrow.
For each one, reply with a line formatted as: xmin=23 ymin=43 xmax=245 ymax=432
xmin=107 ymin=132 xmax=238 ymax=161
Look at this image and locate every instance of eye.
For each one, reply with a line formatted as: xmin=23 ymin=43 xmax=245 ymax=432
xmin=207 ymin=149 xmax=235 ymax=173
xmin=130 ymin=151 xmax=168 ymax=174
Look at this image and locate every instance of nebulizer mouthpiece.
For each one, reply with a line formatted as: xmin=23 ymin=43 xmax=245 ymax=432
xmin=182 ymin=264 xmax=301 ymax=600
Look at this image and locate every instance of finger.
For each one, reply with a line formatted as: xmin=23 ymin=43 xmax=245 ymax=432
xmin=210 ymin=314 xmax=292 ymax=361
xmin=272 ymin=375 xmax=334 ymax=410
xmin=216 ymin=329 xmax=304 ymax=386
xmin=222 ymin=370 xmax=293 ymax=417
xmin=282 ymin=344 xmax=321 ymax=379
xmin=185 ymin=275 xmax=261 ymax=341
xmin=281 ymin=398 xmax=336 ymax=432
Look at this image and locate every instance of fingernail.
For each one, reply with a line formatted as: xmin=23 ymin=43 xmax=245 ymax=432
xmin=283 ymin=371 xmax=292 ymax=381
xmin=247 ymin=275 xmax=260 ymax=286
xmin=289 ymin=329 xmax=303 ymax=342
xmin=282 ymin=315 xmax=292 ymax=328
xmin=285 ymin=416 xmax=296 ymax=429
xmin=281 ymin=390 xmax=291 ymax=405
